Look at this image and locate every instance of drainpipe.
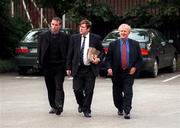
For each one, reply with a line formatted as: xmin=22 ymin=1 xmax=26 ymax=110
xmin=62 ymin=14 xmax=65 ymax=29
xmin=11 ymin=0 xmax=14 ymax=17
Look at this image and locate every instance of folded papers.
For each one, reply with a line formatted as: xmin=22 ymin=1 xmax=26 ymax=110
xmin=87 ymin=47 xmax=100 ymax=62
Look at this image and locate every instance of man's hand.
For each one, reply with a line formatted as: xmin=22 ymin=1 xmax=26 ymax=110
xmin=107 ymin=68 xmax=113 ymax=76
xmin=91 ymin=55 xmax=100 ymax=65
xmin=129 ymin=67 xmax=136 ymax=75
xmin=66 ymin=70 xmax=71 ymax=76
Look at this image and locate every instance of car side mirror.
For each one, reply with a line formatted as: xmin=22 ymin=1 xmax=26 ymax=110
xmin=168 ymin=39 xmax=174 ymax=44
xmin=161 ymin=41 xmax=166 ymax=46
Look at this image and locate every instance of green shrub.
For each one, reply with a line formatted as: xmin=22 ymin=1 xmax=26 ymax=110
xmin=0 ymin=59 xmax=17 ymax=73
xmin=0 ymin=16 xmax=31 ymax=59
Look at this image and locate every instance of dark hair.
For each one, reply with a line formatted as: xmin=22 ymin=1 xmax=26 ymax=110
xmin=52 ymin=17 xmax=62 ymax=25
xmin=79 ymin=19 xmax=92 ymax=29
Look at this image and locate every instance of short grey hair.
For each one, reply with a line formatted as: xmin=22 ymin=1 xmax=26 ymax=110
xmin=118 ymin=23 xmax=131 ymax=32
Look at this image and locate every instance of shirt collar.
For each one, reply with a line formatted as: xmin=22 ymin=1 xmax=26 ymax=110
xmin=82 ymin=33 xmax=90 ymax=38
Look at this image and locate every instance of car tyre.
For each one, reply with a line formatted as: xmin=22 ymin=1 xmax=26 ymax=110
xmin=168 ymin=57 xmax=177 ymax=73
xmin=150 ymin=60 xmax=158 ymax=78
xmin=18 ymin=68 xmax=28 ymax=75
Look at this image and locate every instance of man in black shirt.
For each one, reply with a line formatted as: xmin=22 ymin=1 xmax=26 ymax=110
xmin=38 ymin=17 xmax=69 ymax=116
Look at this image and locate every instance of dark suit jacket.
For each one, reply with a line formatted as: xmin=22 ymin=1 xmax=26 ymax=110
xmin=38 ymin=30 xmax=69 ymax=68
xmin=66 ymin=33 xmax=105 ymax=77
xmin=106 ymin=38 xmax=142 ymax=74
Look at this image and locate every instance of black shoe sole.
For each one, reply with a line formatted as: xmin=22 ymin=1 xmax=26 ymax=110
xmin=124 ymin=115 xmax=130 ymax=119
xmin=56 ymin=107 xmax=63 ymax=115
xmin=56 ymin=111 xmax=62 ymax=115
xmin=78 ymin=107 xmax=83 ymax=113
xmin=83 ymin=112 xmax=91 ymax=118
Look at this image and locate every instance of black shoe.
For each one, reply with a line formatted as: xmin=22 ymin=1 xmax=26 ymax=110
xmin=56 ymin=106 xmax=63 ymax=115
xmin=118 ymin=110 xmax=123 ymax=116
xmin=78 ymin=106 xmax=83 ymax=113
xmin=49 ymin=108 xmax=56 ymax=114
xmin=83 ymin=112 xmax=91 ymax=118
xmin=124 ymin=113 xmax=130 ymax=119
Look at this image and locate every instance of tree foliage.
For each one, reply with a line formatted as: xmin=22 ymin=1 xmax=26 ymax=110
xmin=121 ymin=0 xmax=180 ymax=52
xmin=67 ymin=1 xmax=115 ymax=22
xmin=0 ymin=0 xmax=31 ymax=59
xmin=35 ymin=0 xmax=119 ymax=37
xmin=66 ymin=1 xmax=119 ymax=36
xmin=35 ymin=0 xmax=76 ymax=18
xmin=122 ymin=0 xmax=180 ymax=29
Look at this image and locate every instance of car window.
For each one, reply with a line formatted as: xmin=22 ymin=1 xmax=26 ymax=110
xmin=103 ymin=30 xmax=148 ymax=43
xmin=60 ymin=29 xmax=76 ymax=35
xmin=150 ymin=30 xmax=167 ymax=46
xmin=129 ymin=30 xmax=149 ymax=42
xmin=153 ymin=30 xmax=167 ymax=43
xmin=21 ymin=30 xmax=44 ymax=43
xmin=21 ymin=28 xmax=76 ymax=43
xmin=103 ymin=31 xmax=119 ymax=41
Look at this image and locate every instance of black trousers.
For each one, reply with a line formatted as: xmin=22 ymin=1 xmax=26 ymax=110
xmin=43 ymin=66 xmax=65 ymax=109
xmin=73 ymin=65 xmax=95 ymax=113
xmin=112 ymin=71 xmax=134 ymax=114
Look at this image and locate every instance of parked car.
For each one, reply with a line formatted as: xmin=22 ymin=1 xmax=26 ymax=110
xmin=15 ymin=28 xmax=77 ymax=75
xmin=100 ymin=28 xmax=177 ymax=77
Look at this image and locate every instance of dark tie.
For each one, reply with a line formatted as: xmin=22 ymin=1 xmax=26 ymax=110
xmin=80 ymin=36 xmax=86 ymax=64
xmin=121 ymin=41 xmax=127 ymax=70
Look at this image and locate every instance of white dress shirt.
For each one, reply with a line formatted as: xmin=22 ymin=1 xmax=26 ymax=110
xmin=81 ymin=33 xmax=90 ymax=65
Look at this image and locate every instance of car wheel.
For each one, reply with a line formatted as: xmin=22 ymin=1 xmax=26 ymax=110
xmin=169 ymin=57 xmax=177 ymax=73
xmin=18 ymin=68 xmax=28 ymax=75
xmin=150 ymin=60 xmax=158 ymax=78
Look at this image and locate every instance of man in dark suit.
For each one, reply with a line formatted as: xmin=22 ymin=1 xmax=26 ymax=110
xmin=38 ymin=17 xmax=69 ymax=116
xmin=66 ymin=19 xmax=104 ymax=118
xmin=106 ymin=24 xmax=142 ymax=119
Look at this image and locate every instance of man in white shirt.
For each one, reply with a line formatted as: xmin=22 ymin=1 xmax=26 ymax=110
xmin=66 ymin=19 xmax=104 ymax=118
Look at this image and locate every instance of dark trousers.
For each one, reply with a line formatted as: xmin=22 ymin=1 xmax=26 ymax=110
xmin=73 ymin=65 xmax=95 ymax=113
xmin=112 ymin=71 xmax=134 ymax=114
xmin=43 ymin=66 xmax=65 ymax=109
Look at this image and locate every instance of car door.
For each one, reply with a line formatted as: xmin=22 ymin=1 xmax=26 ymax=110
xmin=154 ymin=30 xmax=174 ymax=67
xmin=150 ymin=30 xmax=166 ymax=69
